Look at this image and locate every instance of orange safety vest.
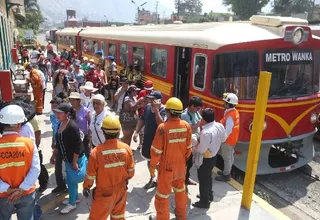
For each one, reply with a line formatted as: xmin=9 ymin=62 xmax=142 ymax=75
xmin=0 ymin=133 xmax=36 ymax=197
xmin=220 ymin=108 xmax=240 ymax=146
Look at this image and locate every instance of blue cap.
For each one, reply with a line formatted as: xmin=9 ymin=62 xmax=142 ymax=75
xmin=107 ymin=56 xmax=115 ymax=60
xmin=146 ymin=91 xmax=162 ymax=99
xmin=89 ymin=64 xmax=95 ymax=69
xmin=95 ymin=51 xmax=103 ymax=55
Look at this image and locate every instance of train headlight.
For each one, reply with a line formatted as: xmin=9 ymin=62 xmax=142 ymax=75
xmin=292 ymin=27 xmax=304 ymax=45
xmin=249 ymin=121 xmax=267 ymax=132
xmin=310 ymin=113 xmax=317 ymax=124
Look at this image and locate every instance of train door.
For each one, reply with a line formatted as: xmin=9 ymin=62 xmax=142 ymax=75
xmin=174 ymin=47 xmax=192 ymax=107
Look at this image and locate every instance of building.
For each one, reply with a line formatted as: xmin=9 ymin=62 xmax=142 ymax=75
xmin=0 ymin=0 xmax=24 ymax=70
xmin=137 ymin=8 xmax=153 ymax=25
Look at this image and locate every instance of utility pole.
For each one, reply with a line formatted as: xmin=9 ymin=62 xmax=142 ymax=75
xmin=177 ymin=0 xmax=180 ymax=20
xmin=155 ymin=1 xmax=159 ymax=24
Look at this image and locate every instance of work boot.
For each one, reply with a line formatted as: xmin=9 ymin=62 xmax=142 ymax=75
xmin=192 ymin=201 xmax=210 ymax=209
xmin=215 ymin=174 xmax=231 ymax=182
xmin=186 ymin=178 xmax=197 ymax=185
xmin=196 ymin=194 xmax=213 ymax=202
xmin=149 ymin=215 xmax=156 ymax=220
xmin=144 ymin=177 xmax=157 ymax=190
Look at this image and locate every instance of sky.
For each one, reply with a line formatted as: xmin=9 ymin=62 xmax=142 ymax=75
xmin=158 ymin=0 xmax=273 ymax=15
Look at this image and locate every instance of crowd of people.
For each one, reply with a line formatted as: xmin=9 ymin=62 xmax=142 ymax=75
xmin=0 ymin=44 xmax=240 ymax=220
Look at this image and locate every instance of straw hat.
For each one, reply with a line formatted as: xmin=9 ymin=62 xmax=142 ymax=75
xmin=80 ymin=82 xmax=98 ymax=92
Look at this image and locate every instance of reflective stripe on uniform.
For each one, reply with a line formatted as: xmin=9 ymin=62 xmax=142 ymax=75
xmin=169 ymin=128 xmax=187 ymax=133
xmin=156 ymin=191 xmax=170 ymax=198
xmin=168 ymin=138 xmax=186 ymax=143
xmin=127 ymin=168 xmax=134 ymax=172
xmin=111 ymin=214 xmax=125 ymax=218
xmin=151 ymin=145 xmax=163 ymax=154
xmin=187 ymin=144 xmax=192 ymax=149
xmin=104 ymin=162 xmax=125 ymax=168
xmin=86 ymin=174 xmax=96 ymax=180
xmin=173 ymin=185 xmax=186 ymax=192
xmin=102 ymin=149 xmax=126 ymax=155
xmin=0 ymin=142 xmax=25 ymax=149
xmin=0 ymin=161 xmax=25 ymax=169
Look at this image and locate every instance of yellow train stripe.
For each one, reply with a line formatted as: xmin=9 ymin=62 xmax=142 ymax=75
xmin=190 ymin=90 xmax=320 ymax=109
xmin=144 ymin=75 xmax=172 ymax=96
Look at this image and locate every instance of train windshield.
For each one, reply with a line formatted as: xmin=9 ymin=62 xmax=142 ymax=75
xmin=264 ymin=50 xmax=314 ymax=99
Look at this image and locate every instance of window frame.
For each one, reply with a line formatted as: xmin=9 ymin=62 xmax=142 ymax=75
xmin=192 ymin=53 xmax=208 ymax=92
xmin=101 ymin=41 xmax=106 ymax=57
xmin=150 ymin=47 xmax=168 ymax=79
xmin=88 ymin=39 xmax=93 ymax=53
xmin=132 ymin=45 xmax=145 ymax=71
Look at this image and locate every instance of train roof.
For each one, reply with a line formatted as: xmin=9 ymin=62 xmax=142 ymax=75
xmin=78 ymin=15 xmax=309 ymax=50
xmin=56 ymin=28 xmax=83 ymax=36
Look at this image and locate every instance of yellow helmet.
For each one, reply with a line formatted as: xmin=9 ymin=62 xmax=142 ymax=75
xmin=101 ymin=115 xmax=121 ymax=133
xmin=24 ymin=62 xmax=30 ymax=69
xmin=165 ymin=97 xmax=183 ymax=114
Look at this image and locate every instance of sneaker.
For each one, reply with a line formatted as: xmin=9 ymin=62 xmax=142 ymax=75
xmin=60 ymin=204 xmax=76 ymax=214
xmin=52 ymin=187 xmax=67 ymax=194
xmin=62 ymin=198 xmax=80 ymax=205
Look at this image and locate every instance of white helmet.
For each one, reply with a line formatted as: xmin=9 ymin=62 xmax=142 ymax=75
xmin=223 ymin=93 xmax=238 ymax=105
xmin=0 ymin=105 xmax=27 ymax=124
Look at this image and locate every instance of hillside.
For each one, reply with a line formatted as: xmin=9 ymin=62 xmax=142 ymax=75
xmin=38 ymin=0 xmax=172 ymax=23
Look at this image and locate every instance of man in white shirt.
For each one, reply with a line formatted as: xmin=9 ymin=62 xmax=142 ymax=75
xmin=192 ymin=108 xmax=226 ymax=209
xmin=114 ymin=77 xmax=129 ymax=113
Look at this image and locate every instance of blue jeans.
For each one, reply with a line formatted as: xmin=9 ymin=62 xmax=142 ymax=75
xmin=0 ymin=191 xmax=36 ymax=220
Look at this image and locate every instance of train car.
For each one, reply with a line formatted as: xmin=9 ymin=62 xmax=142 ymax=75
xmin=56 ymin=27 xmax=83 ymax=56
xmin=48 ymin=29 xmax=58 ymax=43
xmin=310 ymin=25 xmax=320 ymax=37
xmin=79 ymin=15 xmax=320 ymax=174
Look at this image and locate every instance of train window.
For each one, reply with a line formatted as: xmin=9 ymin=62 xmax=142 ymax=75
xmin=108 ymin=43 xmax=116 ymax=58
xmin=82 ymin=39 xmax=88 ymax=52
xmin=93 ymin=41 xmax=98 ymax=53
xmin=264 ymin=49 xmax=314 ymax=98
xmin=212 ymin=51 xmax=259 ymax=99
xmin=133 ymin=46 xmax=145 ymax=71
xmin=88 ymin=40 xmax=93 ymax=53
xmin=120 ymin=44 xmax=128 ymax=66
xmin=150 ymin=48 xmax=167 ymax=78
xmin=193 ymin=54 xmax=207 ymax=91
xmin=314 ymin=51 xmax=320 ymax=93
xmin=101 ymin=41 xmax=106 ymax=56
xmin=68 ymin=37 xmax=72 ymax=46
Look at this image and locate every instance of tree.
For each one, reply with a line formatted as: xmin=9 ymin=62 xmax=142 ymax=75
xmin=174 ymin=0 xmax=203 ymax=16
xmin=273 ymin=0 xmax=314 ymax=15
xmin=223 ymin=0 xmax=269 ymax=20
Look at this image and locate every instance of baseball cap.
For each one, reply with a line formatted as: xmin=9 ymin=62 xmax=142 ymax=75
xmin=83 ymin=57 xmax=88 ymax=61
xmin=68 ymin=92 xmax=81 ymax=99
xmin=146 ymin=91 xmax=162 ymax=99
xmin=91 ymin=94 xmax=106 ymax=104
xmin=54 ymin=103 xmax=73 ymax=113
xmin=144 ymin=80 xmax=153 ymax=90
xmin=89 ymin=58 xmax=95 ymax=62
xmin=89 ymin=65 xmax=95 ymax=69
xmin=74 ymin=62 xmax=80 ymax=67
xmin=128 ymin=85 xmax=141 ymax=92
xmin=107 ymin=56 xmax=115 ymax=60
xmin=95 ymin=51 xmax=102 ymax=55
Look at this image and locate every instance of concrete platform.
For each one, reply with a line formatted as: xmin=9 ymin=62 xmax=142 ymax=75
xmin=10 ymin=83 xmax=290 ymax=220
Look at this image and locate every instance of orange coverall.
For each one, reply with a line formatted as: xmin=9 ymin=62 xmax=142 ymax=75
xmin=83 ymin=139 xmax=135 ymax=220
xmin=150 ymin=118 xmax=192 ymax=220
xmin=29 ymin=69 xmax=43 ymax=114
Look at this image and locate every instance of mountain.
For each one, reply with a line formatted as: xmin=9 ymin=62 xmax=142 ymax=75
xmin=38 ymin=0 xmax=173 ymax=23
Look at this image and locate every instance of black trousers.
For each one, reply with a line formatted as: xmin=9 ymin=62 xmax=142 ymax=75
xmin=186 ymin=153 xmax=193 ymax=181
xmin=197 ymin=156 xmax=217 ymax=204
xmin=42 ymin=89 xmax=46 ymax=109
xmin=83 ymin=135 xmax=90 ymax=158
xmin=38 ymin=150 xmax=49 ymax=187
xmin=55 ymin=152 xmax=66 ymax=189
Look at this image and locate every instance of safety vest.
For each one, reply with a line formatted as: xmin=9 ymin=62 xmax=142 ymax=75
xmin=220 ymin=108 xmax=240 ymax=146
xmin=0 ymin=133 xmax=36 ymax=197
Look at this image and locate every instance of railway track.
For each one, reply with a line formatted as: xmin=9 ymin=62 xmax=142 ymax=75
xmin=216 ymin=140 xmax=320 ymax=220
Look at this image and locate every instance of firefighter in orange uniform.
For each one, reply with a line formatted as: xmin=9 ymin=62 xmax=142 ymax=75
xmin=149 ymin=97 xmax=192 ymax=220
xmin=25 ymin=62 xmax=43 ymax=115
xmin=0 ymin=104 xmax=40 ymax=219
xmin=83 ymin=115 xmax=135 ymax=220
xmin=215 ymin=93 xmax=240 ymax=182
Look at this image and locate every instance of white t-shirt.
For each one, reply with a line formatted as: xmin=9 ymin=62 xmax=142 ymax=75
xmin=90 ymin=109 xmax=109 ymax=146
xmin=115 ymin=87 xmax=125 ymax=113
xmin=80 ymin=92 xmax=94 ymax=113
xmin=36 ymin=70 xmax=46 ymax=89
xmin=19 ymin=122 xmax=36 ymax=143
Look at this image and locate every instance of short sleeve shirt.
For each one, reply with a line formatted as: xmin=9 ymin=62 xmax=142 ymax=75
xmin=90 ymin=109 xmax=109 ymax=146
